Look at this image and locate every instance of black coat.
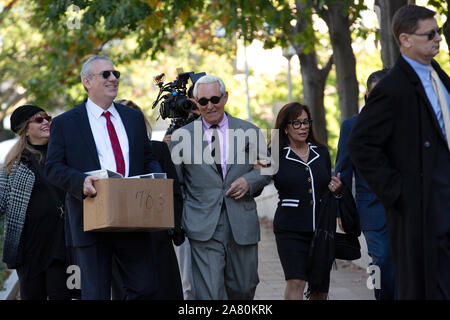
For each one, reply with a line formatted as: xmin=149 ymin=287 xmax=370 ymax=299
xmin=348 ymin=56 xmax=450 ymax=299
xmin=273 ymin=145 xmax=332 ymax=233
xmin=149 ymin=140 xmax=183 ymax=300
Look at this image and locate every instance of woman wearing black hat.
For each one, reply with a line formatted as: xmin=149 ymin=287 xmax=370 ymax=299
xmin=0 ymin=105 xmax=71 ymax=300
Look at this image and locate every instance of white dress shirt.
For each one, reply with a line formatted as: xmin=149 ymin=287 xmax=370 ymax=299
xmin=86 ymin=98 xmax=130 ymax=177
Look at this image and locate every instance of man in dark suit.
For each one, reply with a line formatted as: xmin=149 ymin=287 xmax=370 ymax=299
xmin=46 ymin=55 xmax=162 ymax=300
xmin=336 ymin=69 xmax=396 ymax=300
xmin=348 ymin=5 xmax=450 ymax=299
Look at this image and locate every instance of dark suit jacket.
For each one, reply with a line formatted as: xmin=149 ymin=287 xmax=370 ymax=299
xmin=148 ymin=140 xmax=183 ymax=300
xmin=335 ymin=114 xmax=386 ymax=231
xmin=45 ymin=100 xmax=161 ymax=247
xmin=347 ymin=56 xmax=450 ymax=299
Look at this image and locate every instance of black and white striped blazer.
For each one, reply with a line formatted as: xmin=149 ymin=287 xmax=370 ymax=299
xmin=0 ymin=161 xmax=35 ymax=267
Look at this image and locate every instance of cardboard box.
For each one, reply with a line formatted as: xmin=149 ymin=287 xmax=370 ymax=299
xmin=83 ymin=178 xmax=174 ymax=232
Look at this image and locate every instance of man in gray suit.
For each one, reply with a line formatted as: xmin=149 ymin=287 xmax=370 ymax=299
xmin=170 ymin=75 xmax=271 ymax=300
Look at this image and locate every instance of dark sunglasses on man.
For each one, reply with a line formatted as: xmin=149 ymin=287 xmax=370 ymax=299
xmin=411 ymin=27 xmax=442 ymax=41
xmin=92 ymin=70 xmax=121 ymax=79
xmin=29 ymin=115 xmax=52 ymax=124
xmin=197 ymin=95 xmax=223 ymax=106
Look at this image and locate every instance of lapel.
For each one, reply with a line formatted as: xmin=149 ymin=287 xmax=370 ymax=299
xmin=284 ymin=144 xmax=320 ymax=166
xmin=226 ymin=113 xmax=238 ymax=175
xmin=197 ymin=115 xmax=226 ymax=179
xmin=75 ymin=100 xmax=101 ymax=168
xmin=192 ymin=117 xmax=218 ymax=176
xmin=114 ymin=103 xmax=135 ymax=173
xmin=397 ymin=56 xmax=446 ymax=142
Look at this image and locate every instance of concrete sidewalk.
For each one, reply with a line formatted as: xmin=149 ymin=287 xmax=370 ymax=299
xmin=254 ymin=219 xmax=375 ymax=300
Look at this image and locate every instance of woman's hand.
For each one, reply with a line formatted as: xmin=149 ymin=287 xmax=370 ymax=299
xmin=328 ymin=172 xmax=343 ymax=195
xmin=253 ymin=159 xmax=269 ymax=170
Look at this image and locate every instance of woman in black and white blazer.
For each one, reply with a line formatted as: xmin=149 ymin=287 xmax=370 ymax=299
xmin=0 ymin=105 xmax=70 ymax=300
xmin=272 ymin=102 xmax=342 ymax=300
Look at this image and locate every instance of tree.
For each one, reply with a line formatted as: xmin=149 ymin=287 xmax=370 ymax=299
xmin=0 ymin=1 xmax=43 ymax=140
xmin=23 ymin=0 xmax=449 ymax=144
xmin=292 ymin=3 xmax=333 ymax=143
xmin=374 ymin=0 xmax=407 ymax=68
xmin=429 ymin=0 xmax=450 ymax=59
xmin=313 ymin=0 xmax=361 ymax=122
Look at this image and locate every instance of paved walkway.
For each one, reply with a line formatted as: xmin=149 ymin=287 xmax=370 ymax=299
xmin=255 ymin=219 xmax=375 ymax=300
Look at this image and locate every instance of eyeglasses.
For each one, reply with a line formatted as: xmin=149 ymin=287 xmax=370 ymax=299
xmin=288 ymin=119 xmax=313 ymax=129
xmin=29 ymin=115 xmax=52 ymax=124
xmin=197 ymin=95 xmax=223 ymax=106
xmin=411 ymin=27 xmax=442 ymax=41
xmin=92 ymin=70 xmax=121 ymax=79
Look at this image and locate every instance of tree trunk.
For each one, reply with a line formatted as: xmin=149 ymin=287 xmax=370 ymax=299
xmin=0 ymin=120 xmax=9 ymax=142
xmin=292 ymin=1 xmax=333 ymax=145
xmin=297 ymin=52 xmax=332 ymax=145
xmin=375 ymin=0 xmax=408 ymax=68
xmin=444 ymin=0 xmax=450 ymax=59
xmin=318 ymin=1 xmax=359 ymax=122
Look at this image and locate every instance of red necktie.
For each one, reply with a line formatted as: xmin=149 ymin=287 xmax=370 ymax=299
xmin=102 ymin=111 xmax=125 ymax=176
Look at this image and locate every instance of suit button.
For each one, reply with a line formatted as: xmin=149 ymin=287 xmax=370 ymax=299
xmin=307 ymin=177 xmax=312 ymax=182
xmin=310 ymin=200 xmax=313 ymax=205
xmin=305 ymin=167 xmax=309 ymax=171
xmin=424 ymin=141 xmax=431 ymax=148
xmin=308 ymin=188 xmax=312 ymax=193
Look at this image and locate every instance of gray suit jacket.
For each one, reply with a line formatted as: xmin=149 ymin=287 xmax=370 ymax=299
xmin=170 ymin=113 xmax=271 ymax=245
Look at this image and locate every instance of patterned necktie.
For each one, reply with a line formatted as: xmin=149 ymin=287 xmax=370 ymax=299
xmin=102 ymin=111 xmax=125 ymax=176
xmin=430 ymin=66 xmax=450 ymax=151
xmin=210 ymin=125 xmax=223 ymax=178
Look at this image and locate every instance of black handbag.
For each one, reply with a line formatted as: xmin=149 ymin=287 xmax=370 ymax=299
xmin=335 ymin=232 xmax=361 ymax=260
xmin=334 ymin=184 xmax=361 ymax=261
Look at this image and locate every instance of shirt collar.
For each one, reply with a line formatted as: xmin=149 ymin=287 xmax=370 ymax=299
xmin=402 ymin=54 xmax=432 ymax=81
xmin=86 ymin=98 xmax=117 ymax=119
xmin=202 ymin=113 xmax=228 ymax=131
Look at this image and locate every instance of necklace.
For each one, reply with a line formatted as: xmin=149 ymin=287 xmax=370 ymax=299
xmin=291 ymin=145 xmax=309 ymax=158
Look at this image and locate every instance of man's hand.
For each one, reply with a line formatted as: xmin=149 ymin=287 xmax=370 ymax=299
xmin=83 ymin=175 xmax=99 ymax=197
xmin=226 ymin=177 xmax=249 ymax=200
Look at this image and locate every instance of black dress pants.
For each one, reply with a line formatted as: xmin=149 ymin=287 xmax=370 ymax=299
xmin=16 ymin=259 xmax=71 ymax=300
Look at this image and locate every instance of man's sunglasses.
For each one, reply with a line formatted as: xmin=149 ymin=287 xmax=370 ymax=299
xmin=29 ymin=115 xmax=52 ymax=124
xmin=411 ymin=27 xmax=442 ymax=41
xmin=93 ymin=70 xmax=121 ymax=79
xmin=197 ymin=95 xmax=223 ymax=106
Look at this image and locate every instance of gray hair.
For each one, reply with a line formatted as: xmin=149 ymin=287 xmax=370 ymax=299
xmin=80 ymin=55 xmax=112 ymax=83
xmin=193 ymin=75 xmax=226 ymax=98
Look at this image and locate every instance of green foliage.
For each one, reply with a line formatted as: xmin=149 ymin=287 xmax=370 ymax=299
xmin=427 ymin=0 xmax=448 ymax=15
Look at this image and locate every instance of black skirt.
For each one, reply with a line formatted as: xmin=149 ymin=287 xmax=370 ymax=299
xmin=274 ymin=231 xmax=315 ymax=281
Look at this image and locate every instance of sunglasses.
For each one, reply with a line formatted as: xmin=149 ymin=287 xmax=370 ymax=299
xmin=197 ymin=95 xmax=223 ymax=106
xmin=29 ymin=115 xmax=52 ymax=124
xmin=93 ymin=70 xmax=121 ymax=79
xmin=411 ymin=27 xmax=442 ymax=41
xmin=288 ymin=119 xmax=313 ymax=129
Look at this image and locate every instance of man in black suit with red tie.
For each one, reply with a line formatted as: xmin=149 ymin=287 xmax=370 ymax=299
xmin=46 ymin=55 xmax=162 ymax=299
xmin=348 ymin=5 xmax=450 ymax=299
